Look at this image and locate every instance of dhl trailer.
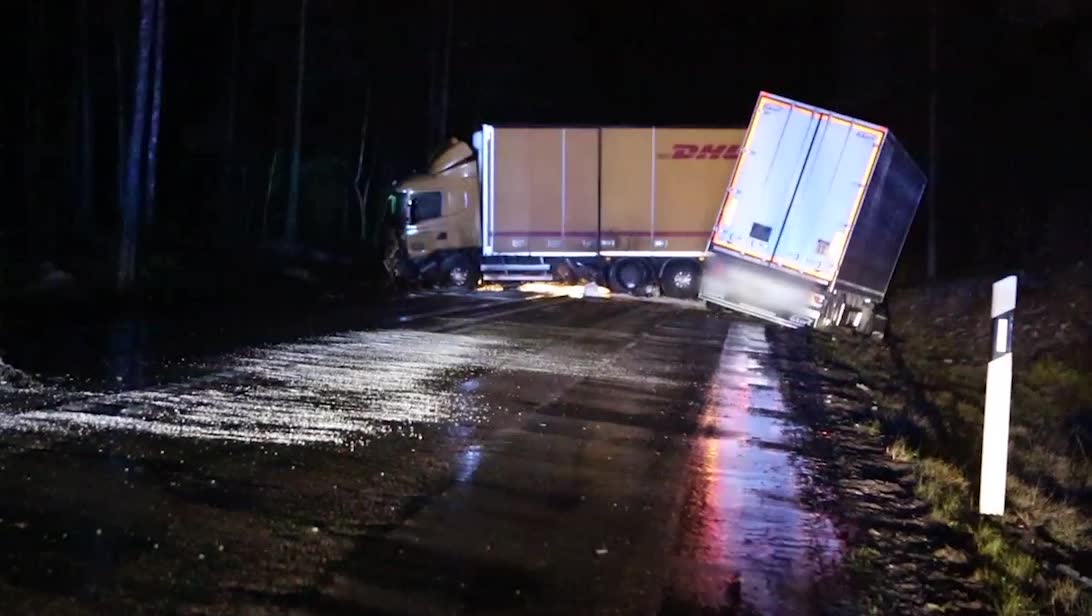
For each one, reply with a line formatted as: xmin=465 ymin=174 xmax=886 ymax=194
xmin=392 ymin=125 xmax=744 ymax=297
xmin=700 ymin=92 xmax=927 ymax=333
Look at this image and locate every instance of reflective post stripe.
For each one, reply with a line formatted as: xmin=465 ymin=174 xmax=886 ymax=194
xmin=979 ymin=275 xmax=1017 ymax=516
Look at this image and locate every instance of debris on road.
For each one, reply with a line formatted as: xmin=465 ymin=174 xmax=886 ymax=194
xmin=582 ymin=283 xmax=609 ymax=299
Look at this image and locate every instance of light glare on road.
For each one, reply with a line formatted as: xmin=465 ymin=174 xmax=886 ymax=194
xmin=517 ymin=282 xmax=611 ymax=299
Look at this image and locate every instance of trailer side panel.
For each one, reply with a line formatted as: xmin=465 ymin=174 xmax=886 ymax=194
xmin=834 ymin=134 xmax=927 ymax=299
xmin=600 ymin=129 xmax=655 ymax=252
xmin=487 ymin=125 xmax=744 ymax=258
xmin=649 ymin=128 xmax=743 ymax=255
xmin=559 ymin=129 xmax=601 ymax=254
xmin=488 ymin=128 xmax=599 ymax=255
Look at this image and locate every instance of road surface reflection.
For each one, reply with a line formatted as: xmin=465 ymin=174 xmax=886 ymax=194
xmin=668 ymin=322 xmax=842 ymax=614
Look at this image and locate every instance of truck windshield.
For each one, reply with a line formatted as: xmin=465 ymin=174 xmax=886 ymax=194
xmin=404 ymin=192 xmax=443 ymax=224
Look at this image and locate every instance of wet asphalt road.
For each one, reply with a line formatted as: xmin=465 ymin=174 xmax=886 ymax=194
xmin=0 ymin=291 xmax=845 ymax=615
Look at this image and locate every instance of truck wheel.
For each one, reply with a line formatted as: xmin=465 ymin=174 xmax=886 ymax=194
xmin=610 ymin=259 xmax=650 ymax=293
xmin=441 ymin=253 xmax=479 ymax=290
xmin=661 ymin=261 xmax=701 ymax=299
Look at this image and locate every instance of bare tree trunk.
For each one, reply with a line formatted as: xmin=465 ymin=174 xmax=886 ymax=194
xmin=144 ymin=0 xmax=165 ymax=227
xmin=353 ymin=87 xmax=371 ymax=241
xmin=438 ymin=0 xmax=454 ymax=143
xmin=239 ymin=163 xmax=250 ymax=239
xmin=426 ymin=13 xmax=440 ymax=154
xmin=118 ymin=0 xmax=156 ymax=290
xmin=114 ymin=6 xmax=127 ymax=208
xmin=372 ymin=160 xmax=390 ymax=250
xmin=78 ymin=0 xmax=94 ymax=220
xmin=262 ymin=150 xmax=279 ymax=241
xmin=284 ymin=0 xmax=308 ymax=243
xmin=23 ymin=1 xmax=41 ymax=259
xmin=361 ymin=146 xmax=377 ymax=249
xmin=220 ymin=1 xmax=243 ymax=245
xmin=926 ymin=0 xmax=939 ymax=280
xmin=339 ymin=183 xmax=349 ymax=244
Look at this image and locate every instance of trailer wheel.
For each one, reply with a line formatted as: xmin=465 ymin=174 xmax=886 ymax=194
xmin=610 ymin=259 xmax=650 ymax=293
xmin=441 ymin=253 xmax=479 ymax=290
xmin=660 ymin=261 xmax=701 ymax=299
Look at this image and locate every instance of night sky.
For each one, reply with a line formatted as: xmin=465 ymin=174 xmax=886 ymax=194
xmin=4 ymin=0 xmax=1091 ymax=284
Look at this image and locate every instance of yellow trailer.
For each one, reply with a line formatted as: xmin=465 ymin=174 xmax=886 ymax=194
xmin=395 ymin=125 xmax=743 ymax=297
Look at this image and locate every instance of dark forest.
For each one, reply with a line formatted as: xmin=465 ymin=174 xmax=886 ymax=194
xmin=3 ymin=0 xmax=1091 ymax=304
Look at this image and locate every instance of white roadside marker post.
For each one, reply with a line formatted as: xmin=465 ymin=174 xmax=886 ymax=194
xmin=979 ymin=275 xmax=1017 ymax=516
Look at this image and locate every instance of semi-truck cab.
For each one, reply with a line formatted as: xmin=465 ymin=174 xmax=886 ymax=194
xmin=392 ymin=140 xmax=482 ymax=287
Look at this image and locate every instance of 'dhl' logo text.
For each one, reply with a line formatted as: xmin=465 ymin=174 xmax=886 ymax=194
xmin=659 ymin=144 xmax=741 ymax=160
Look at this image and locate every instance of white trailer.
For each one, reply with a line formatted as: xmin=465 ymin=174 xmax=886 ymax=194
xmin=700 ymin=92 xmax=927 ymax=332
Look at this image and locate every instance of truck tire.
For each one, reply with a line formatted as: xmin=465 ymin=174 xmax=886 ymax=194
xmin=441 ymin=253 xmax=479 ymax=290
xmin=660 ymin=261 xmax=701 ymax=299
xmin=610 ymin=259 xmax=650 ymax=293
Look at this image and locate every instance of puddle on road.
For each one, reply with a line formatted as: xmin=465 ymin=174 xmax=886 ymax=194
xmin=665 ymin=322 xmax=842 ymax=615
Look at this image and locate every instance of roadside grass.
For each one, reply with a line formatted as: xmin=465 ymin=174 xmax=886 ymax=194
xmin=844 ymin=546 xmax=896 ymax=615
xmin=893 ymin=446 xmax=1047 ymax=613
xmin=1007 ymin=477 xmax=1088 ymax=548
xmin=972 ymin=523 xmax=1040 ymax=616
xmin=1049 ymin=577 xmax=1091 ymax=615
xmin=992 ymin=586 xmax=1036 ymax=616
xmin=917 ymin=457 xmax=970 ymax=524
xmin=886 ymin=437 xmax=916 ymax=463
xmin=816 ymin=273 xmax=1092 ymax=615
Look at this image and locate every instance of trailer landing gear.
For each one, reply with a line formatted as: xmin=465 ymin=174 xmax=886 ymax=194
xmin=817 ymin=293 xmax=887 ymax=338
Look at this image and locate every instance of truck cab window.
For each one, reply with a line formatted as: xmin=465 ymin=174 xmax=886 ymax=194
xmin=408 ymin=192 xmax=443 ymax=224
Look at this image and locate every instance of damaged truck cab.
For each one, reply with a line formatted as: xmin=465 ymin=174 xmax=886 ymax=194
xmin=392 ymin=140 xmax=483 ymax=287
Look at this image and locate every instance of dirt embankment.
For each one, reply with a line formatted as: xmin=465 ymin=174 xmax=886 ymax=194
xmin=770 ymin=328 xmax=993 ymax=614
xmin=777 ymin=263 xmax=1092 ymax=614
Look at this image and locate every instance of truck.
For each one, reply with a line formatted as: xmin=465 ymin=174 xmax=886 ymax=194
xmin=391 ymin=125 xmax=745 ymax=297
xmin=699 ymin=92 xmax=927 ymax=334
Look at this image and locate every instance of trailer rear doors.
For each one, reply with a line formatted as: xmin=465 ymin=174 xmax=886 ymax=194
xmin=709 ymin=93 xmax=887 ymax=283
